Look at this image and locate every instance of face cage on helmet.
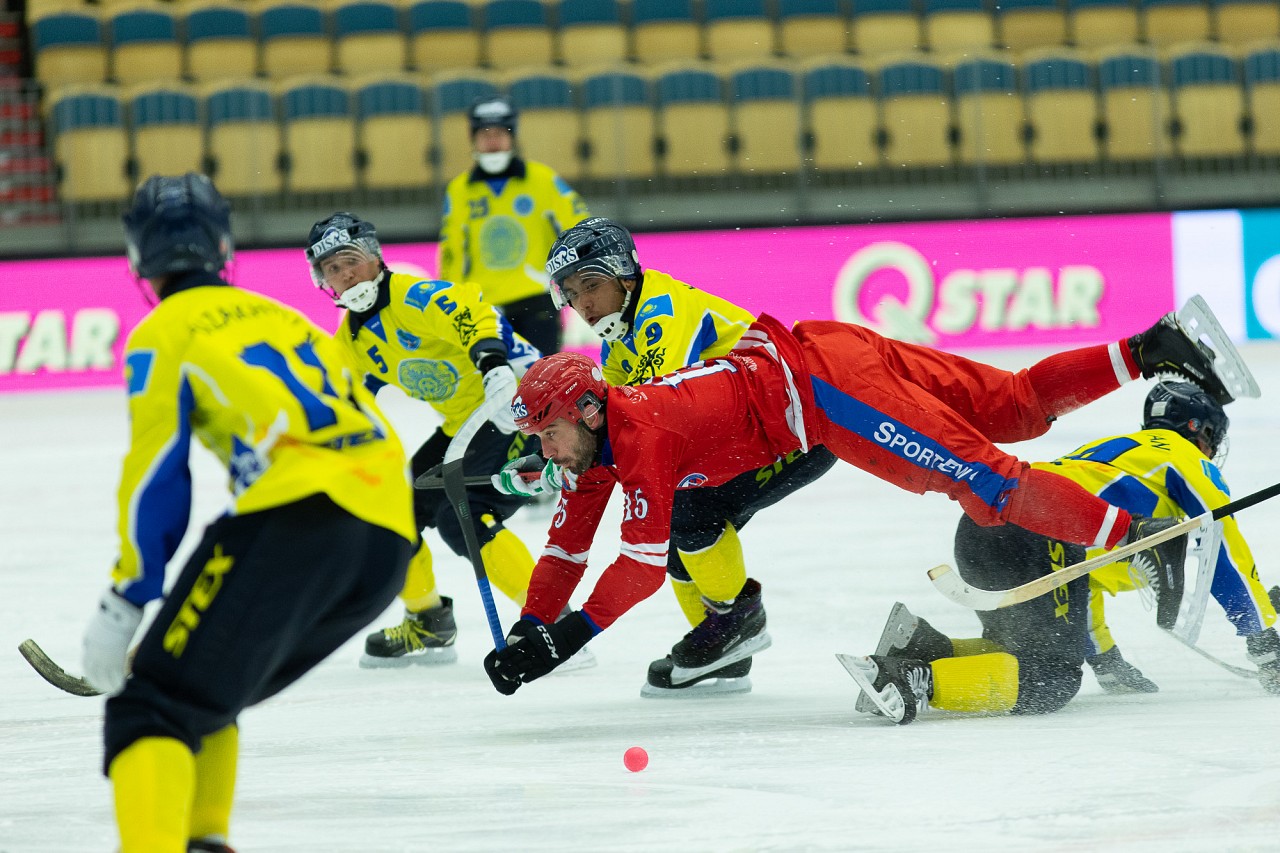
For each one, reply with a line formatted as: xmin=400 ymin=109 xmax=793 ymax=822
xmin=549 ymin=258 xmax=636 ymax=309
xmin=310 ymin=240 xmax=382 ymax=299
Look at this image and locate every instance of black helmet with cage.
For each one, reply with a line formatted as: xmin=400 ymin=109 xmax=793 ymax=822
xmin=305 ymin=212 xmax=385 ymax=312
xmin=1143 ymin=381 xmax=1230 ymax=464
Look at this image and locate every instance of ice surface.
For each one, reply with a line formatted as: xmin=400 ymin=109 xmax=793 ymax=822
xmin=4 ymin=344 xmax=1280 ymax=852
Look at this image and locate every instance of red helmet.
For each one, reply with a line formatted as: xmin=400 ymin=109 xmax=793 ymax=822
xmin=512 ymin=353 xmax=607 ymax=433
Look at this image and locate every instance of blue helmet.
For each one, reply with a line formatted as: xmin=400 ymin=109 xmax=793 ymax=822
xmin=123 ymin=173 xmax=232 ymax=279
xmin=1143 ymin=381 xmax=1229 ymax=461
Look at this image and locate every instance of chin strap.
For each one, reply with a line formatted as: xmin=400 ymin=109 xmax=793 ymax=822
xmin=335 ymin=270 xmax=384 ymax=312
xmin=592 ymin=288 xmax=634 ymax=342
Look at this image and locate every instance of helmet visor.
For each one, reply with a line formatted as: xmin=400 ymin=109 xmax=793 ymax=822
xmin=311 ymin=242 xmax=381 ymax=296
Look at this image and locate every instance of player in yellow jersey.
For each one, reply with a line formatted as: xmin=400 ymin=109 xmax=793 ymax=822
xmin=492 ymin=218 xmax=837 ymax=695
xmin=847 ymin=382 xmax=1279 ymax=724
xmin=437 ymin=96 xmax=590 ymax=356
xmin=308 ymin=211 xmax=589 ymax=670
xmin=80 ymin=175 xmax=417 ymax=853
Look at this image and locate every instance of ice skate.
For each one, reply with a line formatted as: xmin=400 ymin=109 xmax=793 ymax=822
xmin=360 ymin=599 xmax=458 ymax=668
xmin=1246 ymin=627 xmax=1280 ymax=695
xmin=640 ymin=655 xmax=753 ymax=698
xmin=1126 ymin=517 xmax=1188 ymax=630
xmin=837 ymin=654 xmax=932 ymax=725
xmin=669 ymin=578 xmax=771 ymax=685
xmin=1087 ymin=647 xmax=1159 ymax=694
xmin=188 ymin=839 xmax=235 ymax=853
xmin=1128 ymin=296 xmax=1260 ymax=405
xmin=855 ymin=603 xmax=951 ymax=712
xmin=550 ymin=643 xmax=598 ymax=674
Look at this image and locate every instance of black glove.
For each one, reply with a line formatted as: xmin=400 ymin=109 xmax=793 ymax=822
xmin=483 ymin=612 xmax=594 ymax=695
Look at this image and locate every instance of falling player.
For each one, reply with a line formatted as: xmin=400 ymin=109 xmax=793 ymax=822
xmin=81 ymin=174 xmax=417 ymax=852
xmin=846 ymin=381 xmax=1279 ymax=724
xmin=479 ymin=289 xmax=1243 ymax=694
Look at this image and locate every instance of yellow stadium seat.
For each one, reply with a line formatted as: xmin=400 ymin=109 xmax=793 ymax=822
xmin=802 ymin=57 xmax=878 ymax=170
xmin=851 ymin=0 xmax=922 ymax=57
xmin=924 ymin=0 xmax=996 ymax=53
xmin=996 ymin=0 xmax=1068 ymax=52
xmin=1097 ymin=46 xmax=1168 ymax=161
xmin=1244 ymin=45 xmax=1280 ymax=155
xmin=777 ymin=0 xmax=849 ymax=59
xmin=633 ymin=0 xmax=702 ymax=64
xmin=728 ymin=62 xmax=801 ymax=174
xmin=128 ymin=83 xmax=205 ymax=179
xmin=482 ymin=0 xmax=555 ymax=70
xmin=47 ymin=85 xmax=132 ymax=202
xmin=279 ymin=76 xmax=357 ymax=192
xmin=953 ymin=55 xmax=1027 ymax=166
xmin=204 ymin=79 xmax=283 ymax=196
xmin=408 ymin=2 xmax=480 ymax=74
xmin=355 ymin=76 xmax=433 ymax=189
xmin=581 ymin=68 xmax=658 ymax=180
xmin=333 ymin=1 xmax=408 ymax=75
xmin=184 ymin=4 xmax=257 ymax=83
xmin=655 ymin=63 xmax=731 ymax=178
xmin=558 ymin=0 xmax=629 ymax=67
xmin=1141 ymin=0 xmax=1212 ymax=48
xmin=878 ymin=55 xmax=953 ymax=167
xmin=1216 ymin=2 xmax=1280 ymax=47
xmin=431 ymin=71 xmax=500 ymax=179
xmin=259 ymin=2 xmax=331 ymax=78
xmin=1167 ymin=43 xmax=1246 ymax=157
xmin=505 ymin=68 xmax=584 ymax=181
xmin=704 ymin=0 xmax=777 ymax=62
xmin=1023 ymin=49 xmax=1100 ymax=163
xmin=30 ymin=10 xmax=108 ymax=87
xmin=1068 ymin=0 xmax=1140 ymax=49
xmin=108 ymin=4 xmax=182 ymax=86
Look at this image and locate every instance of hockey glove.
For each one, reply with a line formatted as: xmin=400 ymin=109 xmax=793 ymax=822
xmin=82 ymin=588 xmax=143 ymax=694
xmin=491 ymin=454 xmax=565 ymax=498
xmin=483 ymin=612 xmax=594 ymax=695
xmin=481 ymin=365 xmax=520 ymax=434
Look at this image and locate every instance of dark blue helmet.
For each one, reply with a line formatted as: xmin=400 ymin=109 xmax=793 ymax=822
xmin=469 ymin=96 xmax=518 ymax=136
xmin=123 ymin=173 xmax=232 ymax=279
xmin=545 ymin=217 xmax=640 ymax=307
xmin=1143 ymin=381 xmax=1229 ymax=461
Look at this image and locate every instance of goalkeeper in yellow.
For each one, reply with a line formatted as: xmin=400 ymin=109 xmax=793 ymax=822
xmin=81 ymin=175 xmax=417 ymax=853
xmin=308 ymin=211 xmax=578 ymax=669
xmin=847 ymin=381 xmax=1279 ymax=724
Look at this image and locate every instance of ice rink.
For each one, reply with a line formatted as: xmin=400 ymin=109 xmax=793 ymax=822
xmin=4 ymin=342 xmax=1280 ymax=852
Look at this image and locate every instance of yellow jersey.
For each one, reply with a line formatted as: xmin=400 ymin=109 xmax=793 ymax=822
xmin=114 ymin=278 xmax=417 ymax=607
xmin=1035 ymin=430 xmax=1276 ymax=635
xmin=600 ymin=269 xmax=755 ymax=386
xmin=334 ymin=271 xmax=539 ymax=435
xmin=438 ymin=158 xmax=589 ymax=307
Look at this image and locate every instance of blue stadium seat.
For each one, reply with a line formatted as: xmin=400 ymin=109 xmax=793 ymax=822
xmin=581 ymin=70 xmax=657 ymax=179
xmin=704 ymin=0 xmax=776 ymax=62
xmin=851 ymin=0 xmax=922 ymax=56
xmin=1097 ymin=47 xmax=1166 ymax=160
xmin=879 ymin=57 xmax=952 ymax=166
xmin=730 ymin=63 xmax=800 ymax=174
xmin=205 ymin=80 xmax=283 ymax=195
xmin=802 ymin=58 xmax=877 ymax=169
xmin=259 ymin=2 xmax=331 ymax=77
xmin=31 ymin=11 xmax=107 ymax=87
xmin=1023 ymin=50 xmax=1099 ymax=163
xmin=432 ymin=72 xmax=500 ymax=178
xmin=280 ymin=76 xmax=357 ymax=191
xmin=1168 ymin=45 xmax=1245 ymax=158
xmin=356 ymin=77 xmax=433 ymax=188
xmin=483 ymin=0 xmax=555 ymax=69
xmin=633 ymin=0 xmax=701 ymax=64
xmin=1244 ymin=46 xmax=1280 ymax=154
xmin=407 ymin=1 xmax=479 ymax=73
xmin=558 ymin=0 xmax=628 ymax=67
xmin=656 ymin=64 xmax=731 ymax=177
xmin=953 ymin=56 xmax=1025 ymax=166
xmin=109 ymin=5 xmax=182 ymax=86
xmin=129 ymin=84 xmax=204 ymax=179
xmin=507 ymin=69 xmax=583 ymax=180
xmin=333 ymin=1 xmax=407 ymax=74
xmin=995 ymin=0 xmax=1068 ymax=52
xmin=48 ymin=86 xmax=131 ymax=201
xmin=184 ymin=5 xmax=256 ymax=82
xmin=777 ymin=0 xmax=848 ymax=58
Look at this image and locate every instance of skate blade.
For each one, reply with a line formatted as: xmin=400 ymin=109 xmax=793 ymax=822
xmin=857 ymin=603 xmax=919 ymax=713
xmin=669 ymin=632 xmax=772 ymax=685
xmin=550 ymin=646 xmax=598 ymax=675
xmin=1177 ymin=295 xmax=1261 ymax=401
xmin=640 ymin=676 xmax=753 ymax=699
xmin=359 ymin=646 xmax=459 ymax=669
xmin=835 ymin=654 xmax=906 ymax=723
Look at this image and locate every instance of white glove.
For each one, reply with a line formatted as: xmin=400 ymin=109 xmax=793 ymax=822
xmin=492 ymin=454 xmax=565 ymax=498
xmin=482 ymin=365 xmax=519 ymax=434
xmin=82 ymin=588 xmax=143 ymax=694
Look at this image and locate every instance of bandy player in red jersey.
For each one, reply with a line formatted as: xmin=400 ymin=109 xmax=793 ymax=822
xmin=482 ymin=302 xmax=1241 ymax=695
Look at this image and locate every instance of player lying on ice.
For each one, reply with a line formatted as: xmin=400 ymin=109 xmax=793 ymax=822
xmin=843 ymin=381 xmax=1280 ymax=724
xmin=494 ymin=218 xmax=838 ymax=696
xmin=481 ymin=289 xmax=1247 ymax=696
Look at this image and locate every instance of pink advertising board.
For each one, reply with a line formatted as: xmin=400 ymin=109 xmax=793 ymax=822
xmin=0 ymin=213 xmax=1174 ymax=394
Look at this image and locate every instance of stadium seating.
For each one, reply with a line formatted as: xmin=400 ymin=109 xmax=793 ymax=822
xmin=407 ymin=1 xmax=479 ymax=74
xmin=332 ymin=1 xmax=407 ymax=75
xmin=204 ymin=79 xmax=283 ymax=195
xmin=1244 ymin=45 xmax=1280 ymax=155
xmin=850 ymin=0 xmax=922 ymax=57
xmin=108 ymin=5 xmax=181 ymax=86
xmin=1097 ymin=46 xmax=1167 ymax=160
xmin=482 ymin=0 xmax=555 ymax=70
xmin=777 ymin=0 xmax=848 ymax=59
xmin=128 ymin=83 xmax=204 ymax=179
xmin=801 ymin=57 xmax=878 ymax=170
xmin=1215 ymin=1 xmax=1280 ymax=46
xmin=31 ymin=10 xmax=107 ymax=89
xmin=995 ymin=0 xmax=1069 ymax=53
xmin=654 ymin=63 xmax=731 ymax=178
xmin=728 ymin=61 xmax=801 ymax=175
xmin=506 ymin=68 xmax=583 ymax=180
xmin=1067 ymin=0 xmax=1140 ymax=49
xmin=432 ymin=71 xmax=499 ymax=178
xmin=355 ymin=76 xmax=432 ymax=189
xmin=954 ymin=55 xmax=1026 ymax=166
xmin=1140 ymin=0 xmax=1212 ymax=48
xmin=580 ymin=68 xmax=658 ymax=180
xmin=279 ymin=76 xmax=357 ymax=191
xmin=704 ymin=0 xmax=777 ymax=62
xmin=1022 ymin=49 xmax=1100 ymax=163
xmin=557 ymin=0 xmax=629 ymax=67
xmin=259 ymin=2 xmax=331 ymax=78
xmin=879 ymin=56 xmax=953 ymax=166
xmin=633 ymin=0 xmax=702 ymax=64
xmin=924 ymin=0 xmax=996 ymax=54
xmin=1167 ymin=43 xmax=1246 ymax=158
xmin=47 ymin=85 xmax=131 ymax=201
xmin=184 ymin=4 xmax=256 ymax=83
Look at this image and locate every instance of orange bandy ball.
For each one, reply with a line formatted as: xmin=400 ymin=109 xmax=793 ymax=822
xmin=623 ymin=746 xmax=648 ymax=772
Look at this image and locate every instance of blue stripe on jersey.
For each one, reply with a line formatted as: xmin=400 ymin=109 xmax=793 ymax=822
xmin=1203 ymin=459 xmax=1229 ymax=494
xmin=126 ymin=350 xmax=155 ymax=396
xmin=685 ymin=313 xmax=718 ymax=367
xmin=810 ymin=375 xmax=1014 ymax=509
xmin=1097 ymin=476 xmax=1160 ymax=517
xmin=124 ymin=377 xmax=195 ymax=607
xmin=365 ymin=314 xmax=388 ymax=343
xmin=1061 ymin=436 xmax=1141 ymax=465
xmin=1212 ymin=551 xmax=1265 ymax=635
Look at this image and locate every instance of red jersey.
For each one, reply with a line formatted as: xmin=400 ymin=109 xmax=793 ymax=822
xmin=523 ymin=315 xmax=814 ymax=629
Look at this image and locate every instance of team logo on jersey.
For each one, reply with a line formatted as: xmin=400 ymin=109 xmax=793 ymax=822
xmin=677 ymin=473 xmax=709 ymax=489
xmin=404 ymin=279 xmax=451 ymax=311
xmin=399 ymin=359 xmax=459 ymax=402
xmin=397 ymin=329 xmax=421 ymax=350
xmin=309 ymin=227 xmax=350 ymax=259
xmin=513 ymin=194 xmax=534 ymax=216
xmin=546 ymin=245 xmax=579 ymax=276
xmin=635 ymin=295 xmax=674 ymax=322
xmin=480 ymin=216 xmax=527 ymax=270
xmin=229 ymin=435 xmax=265 ymax=493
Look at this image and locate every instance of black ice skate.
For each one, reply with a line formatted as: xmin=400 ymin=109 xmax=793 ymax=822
xmin=640 ymin=655 xmax=753 ymax=698
xmin=668 ymin=578 xmax=771 ymax=686
xmin=1128 ymin=296 xmax=1260 ymax=405
xmin=1087 ymin=646 xmax=1159 ymax=694
xmin=1126 ymin=517 xmax=1188 ymax=630
xmin=360 ymin=598 xmax=458 ymax=668
xmin=855 ymin=602 xmax=952 ymax=713
xmin=837 ymin=654 xmax=933 ymax=725
xmin=189 ymin=839 xmax=236 ymax=853
xmin=1246 ymin=627 xmax=1280 ymax=695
